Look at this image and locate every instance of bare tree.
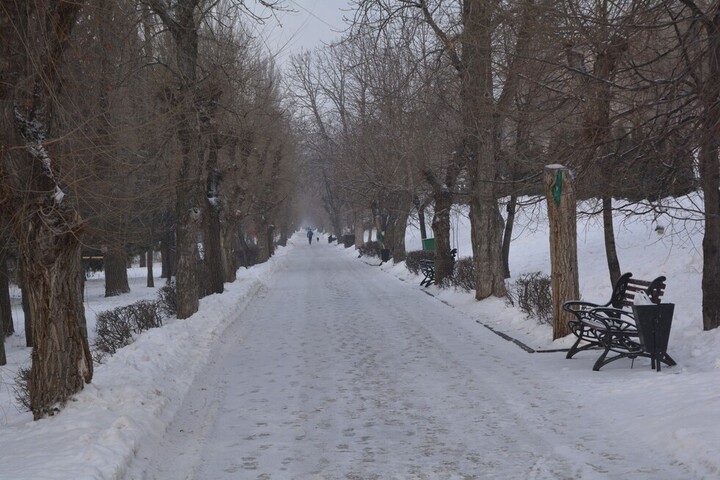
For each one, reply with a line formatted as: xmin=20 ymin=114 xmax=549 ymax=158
xmin=1 ymin=0 xmax=93 ymax=419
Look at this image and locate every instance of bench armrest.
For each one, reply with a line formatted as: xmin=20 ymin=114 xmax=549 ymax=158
xmin=563 ymin=300 xmax=609 ymax=321
xmin=586 ymin=307 xmax=637 ymax=332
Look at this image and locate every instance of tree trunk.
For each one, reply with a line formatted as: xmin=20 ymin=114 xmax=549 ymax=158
xmin=0 ymin=0 xmax=93 ymax=418
xmin=431 ymin=189 xmax=454 ymax=284
xmin=463 ymin=0 xmax=506 ymax=299
xmin=146 ymin=249 xmax=154 ymax=288
xmin=602 ymin=197 xmax=621 ymax=285
xmin=204 ymin=200 xmax=224 ymax=295
xmin=104 ymin=246 xmax=130 ymax=297
xmin=148 ymin=0 xmax=203 ymax=319
xmin=418 ymin=198 xmax=430 ymax=240
xmin=0 ymin=242 xmax=14 ymax=338
xmin=175 ymin=195 xmax=201 ymax=318
xmin=256 ymin=218 xmax=271 ymax=263
xmin=390 ymin=208 xmax=410 ymax=263
xmin=278 ymin=224 xmax=288 ymax=247
xmin=139 ymin=253 xmax=146 ymax=268
xmin=160 ymin=229 xmax=175 ymax=280
xmin=355 ymin=213 xmax=364 ymax=248
xmin=18 ymin=210 xmax=93 ymax=419
xmin=0 ymin=249 xmax=8 ymax=364
xmin=268 ymin=224 xmax=276 ymax=257
xmin=221 ymin=222 xmax=238 ymax=283
xmin=20 ymin=264 xmax=32 ymax=348
xmin=701 ymin=15 xmax=720 ymax=331
xmin=501 ymin=195 xmax=517 ymax=279
xmin=544 ymin=165 xmax=579 ymax=339
xmin=204 ymin=137 xmax=224 ymax=295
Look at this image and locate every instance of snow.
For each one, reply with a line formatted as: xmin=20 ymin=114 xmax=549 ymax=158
xmin=0 ymin=194 xmax=718 ymax=479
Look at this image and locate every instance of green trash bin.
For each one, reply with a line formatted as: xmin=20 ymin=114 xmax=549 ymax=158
xmin=422 ymin=238 xmax=435 ymax=251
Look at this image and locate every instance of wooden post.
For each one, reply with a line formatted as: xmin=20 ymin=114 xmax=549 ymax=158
xmin=544 ymin=165 xmax=579 ymax=339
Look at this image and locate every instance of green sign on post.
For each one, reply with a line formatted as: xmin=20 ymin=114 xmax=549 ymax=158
xmin=552 ymin=170 xmax=563 ymax=205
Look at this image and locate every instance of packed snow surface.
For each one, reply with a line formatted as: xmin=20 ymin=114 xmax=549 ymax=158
xmin=0 ymin=195 xmax=719 ymax=479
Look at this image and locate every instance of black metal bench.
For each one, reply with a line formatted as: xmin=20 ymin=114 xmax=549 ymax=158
xmin=578 ymin=306 xmax=676 ymax=371
xmin=419 ymin=249 xmax=457 ymax=287
xmin=563 ymin=272 xmax=676 ymax=370
xmin=419 ymin=259 xmax=435 ymax=287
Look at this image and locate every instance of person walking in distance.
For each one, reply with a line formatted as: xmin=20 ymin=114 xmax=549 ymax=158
xmin=307 ymin=228 xmax=314 ymax=245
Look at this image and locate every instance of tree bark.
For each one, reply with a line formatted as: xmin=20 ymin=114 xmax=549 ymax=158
xmin=390 ymin=208 xmax=410 ymax=263
xmin=0 ymin=248 xmax=8 ymax=364
xmin=278 ymin=224 xmax=288 ymax=247
xmin=463 ymin=0 xmax=506 ymax=299
xmin=19 ymin=264 xmax=32 ymax=348
xmin=501 ymin=195 xmax=517 ymax=279
xmin=700 ymin=13 xmax=720 ymax=331
xmin=146 ymin=249 xmax=154 ymax=288
xmin=104 ymin=246 xmax=130 ymax=297
xmin=221 ymin=221 xmax=238 ymax=283
xmin=160 ymin=228 xmax=175 ymax=280
xmin=19 ymin=214 xmax=93 ymax=418
xmin=0 ymin=242 xmax=14 ymax=339
xmin=544 ymin=165 xmax=579 ymax=339
xmin=418 ymin=198 xmax=431 ymax=240
xmin=355 ymin=213 xmax=365 ymax=248
xmin=1 ymin=0 xmax=93 ymax=418
xmin=602 ymin=197 xmax=621 ymax=285
xmin=204 ymin=138 xmax=224 ymax=295
xmin=147 ymin=0 xmax=203 ymax=319
xmin=256 ymin=218 xmax=271 ymax=263
xmin=431 ymin=189 xmax=454 ymax=284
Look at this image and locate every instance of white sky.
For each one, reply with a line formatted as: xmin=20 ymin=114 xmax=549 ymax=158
xmin=249 ymin=0 xmax=354 ymax=67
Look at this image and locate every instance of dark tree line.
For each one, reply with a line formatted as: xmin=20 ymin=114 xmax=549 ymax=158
xmin=0 ymin=0 xmax=297 ymax=419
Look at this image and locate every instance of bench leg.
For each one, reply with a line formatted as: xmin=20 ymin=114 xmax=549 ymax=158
xmin=566 ymin=335 xmax=587 ymax=359
xmin=655 ymin=352 xmax=676 ymax=372
xmin=592 ymin=348 xmax=640 ymax=371
xmin=566 ymin=340 xmax=601 ymax=359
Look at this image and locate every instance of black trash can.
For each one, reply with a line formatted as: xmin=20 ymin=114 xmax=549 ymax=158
xmin=343 ymin=234 xmax=355 ymax=248
xmin=381 ymin=249 xmax=391 ymax=262
xmin=632 ymin=303 xmax=675 ymax=371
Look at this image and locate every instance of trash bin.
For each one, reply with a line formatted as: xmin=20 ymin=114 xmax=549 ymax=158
xmin=343 ymin=234 xmax=355 ymax=248
xmin=422 ymin=238 xmax=435 ymax=251
xmin=632 ymin=303 xmax=675 ymax=372
xmin=381 ymin=249 xmax=391 ymax=262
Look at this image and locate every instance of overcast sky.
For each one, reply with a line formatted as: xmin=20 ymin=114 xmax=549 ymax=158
xmin=249 ymin=1 xmax=354 ymax=68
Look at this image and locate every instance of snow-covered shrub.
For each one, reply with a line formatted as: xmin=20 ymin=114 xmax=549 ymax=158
xmin=157 ymin=281 xmax=177 ymax=317
xmin=506 ymin=272 xmax=552 ymax=325
xmin=94 ymin=300 xmax=163 ymax=359
xmin=358 ymin=241 xmax=383 ymax=258
xmin=405 ymin=250 xmax=434 ymax=275
xmin=452 ymin=257 xmax=475 ymax=292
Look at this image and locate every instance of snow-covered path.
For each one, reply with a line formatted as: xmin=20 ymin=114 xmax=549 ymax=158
xmin=127 ymin=243 xmax=694 ymax=479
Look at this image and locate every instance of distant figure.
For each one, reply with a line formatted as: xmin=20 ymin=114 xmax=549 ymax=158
xmin=316 ymin=236 xmax=319 ymax=243
xmin=307 ymin=228 xmax=314 ymax=245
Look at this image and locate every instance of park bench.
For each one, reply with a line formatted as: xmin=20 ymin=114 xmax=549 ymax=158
xmin=419 ymin=249 xmax=457 ymax=287
xmin=563 ymin=272 xmax=676 ymax=371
